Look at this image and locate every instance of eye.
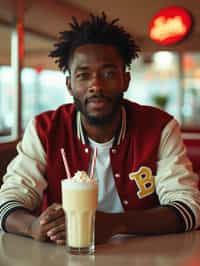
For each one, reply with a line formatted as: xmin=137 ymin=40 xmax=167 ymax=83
xmin=76 ymin=72 xmax=90 ymax=80
xmin=102 ymin=70 xmax=116 ymax=79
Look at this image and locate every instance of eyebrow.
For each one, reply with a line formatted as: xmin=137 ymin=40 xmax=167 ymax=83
xmin=74 ymin=64 xmax=118 ymax=73
xmin=102 ymin=63 xmax=117 ymax=69
xmin=74 ymin=66 xmax=89 ymax=73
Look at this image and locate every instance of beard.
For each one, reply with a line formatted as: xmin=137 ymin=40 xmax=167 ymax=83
xmin=73 ymin=93 xmax=123 ymax=126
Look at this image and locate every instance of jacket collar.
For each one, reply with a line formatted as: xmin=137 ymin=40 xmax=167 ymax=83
xmin=76 ymin=106 xmax=126 ymax=146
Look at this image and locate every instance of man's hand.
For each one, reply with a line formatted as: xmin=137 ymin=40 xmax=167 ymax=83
xmin=27 ymin=203 xmax=66 ymax=245
xmin=95 ymin=211 xmax=122 ymax=244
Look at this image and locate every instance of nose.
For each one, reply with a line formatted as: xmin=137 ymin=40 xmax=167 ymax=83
xmin=88 ymin=74 xmax=103 ymax=93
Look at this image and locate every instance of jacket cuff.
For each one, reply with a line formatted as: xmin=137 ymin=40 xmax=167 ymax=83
xmin=0 ymin=201 xmax=28 ymax=232
xmin=166 ymin=201 xmax=196 ymax=231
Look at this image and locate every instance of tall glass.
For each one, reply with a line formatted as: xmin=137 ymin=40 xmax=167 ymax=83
xmin=61 ymin=178 xmax=98 ymax=255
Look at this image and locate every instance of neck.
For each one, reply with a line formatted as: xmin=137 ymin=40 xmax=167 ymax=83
xmin=80 ymin=109 xmax=122 ymax=143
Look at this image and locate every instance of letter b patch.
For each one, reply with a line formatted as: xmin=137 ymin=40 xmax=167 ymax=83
xmin=129 ymin=167 xmax=155 ymax=199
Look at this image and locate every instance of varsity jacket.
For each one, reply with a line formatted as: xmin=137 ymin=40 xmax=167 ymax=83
xmin=0 ymin=100 xmax=200 ymax=231
xmin=37 ymin=100 xmax=171 ymax=210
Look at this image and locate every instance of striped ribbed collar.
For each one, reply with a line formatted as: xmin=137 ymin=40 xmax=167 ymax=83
xmin=76 ymin=105 xmax=126 ymax=146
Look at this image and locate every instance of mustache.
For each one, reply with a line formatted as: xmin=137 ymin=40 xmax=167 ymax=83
xmin=86 ymin=95 xmax=111 ymax=103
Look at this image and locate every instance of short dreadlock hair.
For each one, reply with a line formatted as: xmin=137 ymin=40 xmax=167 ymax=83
xmin=49 ymin=12 xmax=140 ymax=73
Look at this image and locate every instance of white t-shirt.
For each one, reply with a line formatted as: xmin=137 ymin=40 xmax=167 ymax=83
xmin=89 ymin=137 xmax=123 ymax=212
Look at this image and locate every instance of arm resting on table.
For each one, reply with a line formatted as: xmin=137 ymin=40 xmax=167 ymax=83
xmin=3 ymin=203 xmax=65 ymax=244
xmin=95 ymin=205 xmax=185 ymax=244
xmin=4 ymin=209 xmax=37 ymax=238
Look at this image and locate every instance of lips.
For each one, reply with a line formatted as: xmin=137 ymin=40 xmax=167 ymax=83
xmin=88 ymin=99 xmax=108 ymax=109
xmin=87 ymin=95 xmax=110 ymax=103
xmin=86 ymin=96 xmax=110 ymax=108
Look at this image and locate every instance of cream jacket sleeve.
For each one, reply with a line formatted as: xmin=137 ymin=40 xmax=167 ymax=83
xmin=0 ymin=119 xmax=47 ymax=230
xmin=156 ymin=118 xmax=200 ymax=231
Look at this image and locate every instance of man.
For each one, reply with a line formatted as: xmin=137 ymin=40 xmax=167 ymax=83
xmin=0 ymin=13 xmax=200 ymax=245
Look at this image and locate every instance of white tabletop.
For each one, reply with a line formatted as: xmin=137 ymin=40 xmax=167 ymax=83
xmin=0 ymin=231 xmax=200 ymax=266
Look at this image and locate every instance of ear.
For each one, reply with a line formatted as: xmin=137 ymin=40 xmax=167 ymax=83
xmin=123 ymin=72 xmax=130 ymax=92
xmin=66 ymin=76 xmax=72 ymax=96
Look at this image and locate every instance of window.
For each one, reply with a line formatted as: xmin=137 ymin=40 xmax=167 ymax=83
xmin=182 ymin=53 xmax=200 ymax=128
xmin=0 ymin=66 xmax=14 ymax=138
xmin=125 ymin=51 xmax=180 ymax=120
xmin=22 ymin=68 xmax=72 ymax=129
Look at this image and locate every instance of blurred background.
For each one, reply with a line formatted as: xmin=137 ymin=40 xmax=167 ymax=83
xmin=0 ymin=0 xmax=200 ymax=143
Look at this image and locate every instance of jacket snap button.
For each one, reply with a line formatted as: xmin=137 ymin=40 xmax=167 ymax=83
xmin=123 ymin=200 xmax=128 ymax=205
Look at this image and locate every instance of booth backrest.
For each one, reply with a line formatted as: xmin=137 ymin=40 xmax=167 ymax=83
xmin=0 ymin=141 xmax=18 ymax=185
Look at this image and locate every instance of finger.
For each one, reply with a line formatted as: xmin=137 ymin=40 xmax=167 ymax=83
xmin=48 ymin=208 xmax=65 ymax=220
xmin=56 ymin=239 xmax=65 ymax=245
xmin=49 ymin=231 xmax=66 ymax=242
xmin=41 ymin=216 xmax=65 ymax=234
xmin=42 ymin=203 xmax=62 ymax=215
xmin=52 ymin=203 xmax=62 ymax=211
xmin=47 ymin=223 xmax=65 ymax=237
xmin=40 ymin=208 xmax=65 ymax=225
xmin=48 ymin=216 xmax=65 ymax=228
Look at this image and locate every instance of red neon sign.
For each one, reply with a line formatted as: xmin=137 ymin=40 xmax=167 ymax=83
xmin=149 ymin=6 xmax=192 ymax=45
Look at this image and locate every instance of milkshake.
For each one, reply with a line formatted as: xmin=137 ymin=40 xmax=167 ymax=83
xmin=61 ymin=171 xmax=98 ymax=254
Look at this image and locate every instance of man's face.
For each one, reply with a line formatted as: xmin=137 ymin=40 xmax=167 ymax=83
xmin=67 ymin=44 xmax=129 ymax=126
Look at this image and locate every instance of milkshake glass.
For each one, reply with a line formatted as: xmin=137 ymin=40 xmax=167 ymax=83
xmin=61 ymin=171 xmax=98 ymax=254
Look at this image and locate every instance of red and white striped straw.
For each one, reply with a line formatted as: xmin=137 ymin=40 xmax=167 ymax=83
xmin=90 ymin=147 xmax=97 ymax=179
xmin=60 ymin=148 xmax=71 ymax=179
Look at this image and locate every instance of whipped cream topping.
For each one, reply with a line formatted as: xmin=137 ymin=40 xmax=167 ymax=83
xmin=73 ymin=171 xmax=91 ymax=182
xmin=70 ymin=170 xmax=97 ymax=184
xmin=62 ymin=171 xmax=98 ymax=190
